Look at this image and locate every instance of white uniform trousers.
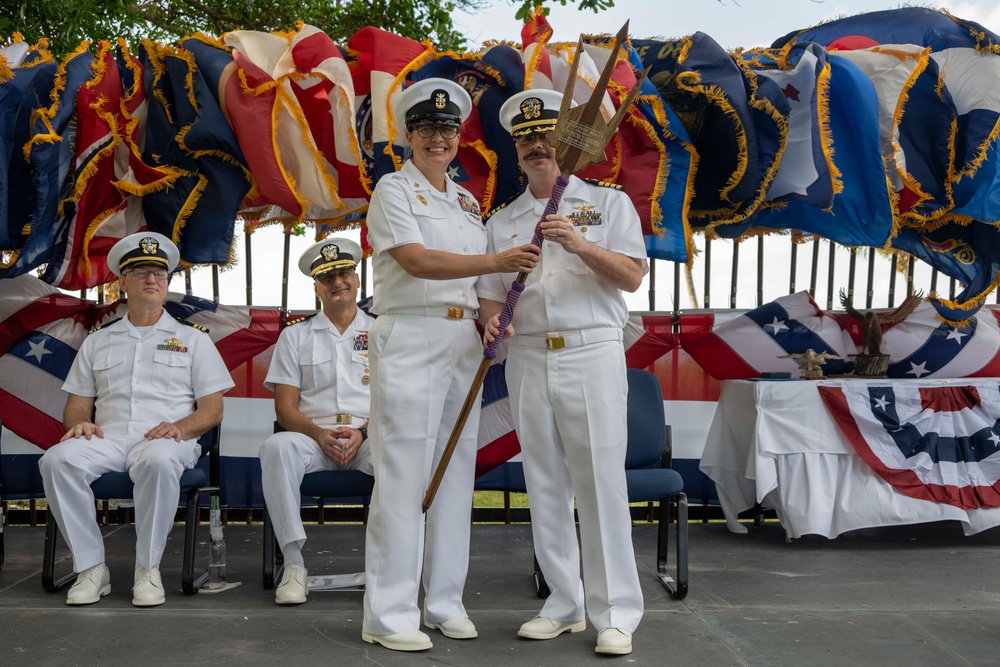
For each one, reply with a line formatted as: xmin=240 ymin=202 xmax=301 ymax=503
xmin=363 ymin=314 xmax=481 ymax=635
xmin=38 ymin=433 xmax=201 ymax=572
xmin=507 ymin=338 xmax=644 ymax=632
xmin=259 ymin=430 xmax=372 ymax=559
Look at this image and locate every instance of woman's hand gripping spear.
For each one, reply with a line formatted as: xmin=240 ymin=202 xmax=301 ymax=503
xmin=422 ymin=22 xmax=648 ymax=511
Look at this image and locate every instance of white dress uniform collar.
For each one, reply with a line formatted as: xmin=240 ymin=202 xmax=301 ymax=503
xmin=399 ymin=160 xmax=459 ymax=202
xmin=109 ymin=310 xmax=179 ymax=339
xmin=309 ymin=309 xmax=359 ymax=339
xmin=509 ymin=174 xmax=587 ymax=219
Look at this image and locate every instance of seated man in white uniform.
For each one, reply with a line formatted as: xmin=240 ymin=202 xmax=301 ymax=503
xmin=259 ymin=238 xmax=373 ymax=605
xmin=480 ymin=90 xmax=648 ymax=656
xmin=39 ymin=232 xmax=234 ymax=607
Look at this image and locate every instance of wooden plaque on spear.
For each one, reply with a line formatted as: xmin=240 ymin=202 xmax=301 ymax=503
xmin=422 ymin=22 xmax=649 ymax=512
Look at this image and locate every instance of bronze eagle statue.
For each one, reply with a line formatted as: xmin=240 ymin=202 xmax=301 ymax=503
xmin=839 ymin=289 xmax=924 ymax=356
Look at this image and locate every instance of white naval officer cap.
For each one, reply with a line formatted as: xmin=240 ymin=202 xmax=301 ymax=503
xmin=298 ymin=238 xmax=363 ymax=278
xmin=392 ymin=77 xmax=472 ymax=143
xmin=107 ymin=232 xmax=179 ymax=277
xmin=499 ymin=89 xmax=574 ymax=137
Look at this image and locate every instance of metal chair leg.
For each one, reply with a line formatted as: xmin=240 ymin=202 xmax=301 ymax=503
xmin=262 ymin=506 xmax=283 ymax=590
xmin=657 ymin=492 xmax=688 ymax=600
xmin=182 ymin=487 xmax=217 ymax=595
xmin=532 ymin=552 xmax=550 ymax=599
xmin=42 ymin=512 xmax=77 ymax=593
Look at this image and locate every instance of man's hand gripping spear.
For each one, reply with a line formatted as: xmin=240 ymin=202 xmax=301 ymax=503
xmin=422 ymin=22 xmax=649 ymax=511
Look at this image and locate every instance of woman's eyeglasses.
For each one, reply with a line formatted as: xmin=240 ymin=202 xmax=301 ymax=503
xmin=412 ymin=124 xmax=460 ymax=139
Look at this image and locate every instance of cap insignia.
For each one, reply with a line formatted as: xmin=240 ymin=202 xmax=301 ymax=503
xmin=434 ymin=90 xmax=449 ymax=109
xmin=520 ymin=97 xmax=542 ymax=120
xmin=321 ymin=244 xmax=339 ymax=261
xmin=140 ymin=236 xmax=159 ymax=255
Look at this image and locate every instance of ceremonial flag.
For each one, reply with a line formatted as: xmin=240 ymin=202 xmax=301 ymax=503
xmin=743 ymin=43 xmax=838 ymax=210
xmin=1 ymin=44 xmax=95 ymax=280
xmin=890 ymin=222 xmax=1000 ymax=323
xmin=41 ymin=42 xmax=138 ymax=290
xmin=1 ymin=40 xmax=56 ymax=252
xmin=874 ymin=301 xmax=1000 ymax=379
xmin=819 ymin=381 xmax=1000 ymax=509
xmin=624 ymin=44 xmax=696 ymax=263
xmin=680 ymin=291 xmax=857 ymax=379
xmin=746 ymin=55 xmax=894 ymax=249
xmin=346 ymin=27 xmax=431 ymax=186
xmin=520 ymin=8 xmax=554 ymax=90
xmin=141 ymin=42 xmax=248 ymax=265
xmin=774 ymin=7 xmax=1000 ymax=222
xmin=635 ymin=33 xmax=761 ymax=230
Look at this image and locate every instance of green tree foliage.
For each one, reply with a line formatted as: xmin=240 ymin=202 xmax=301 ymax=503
xmin=4 ymin=0 xmax=615 ymax=57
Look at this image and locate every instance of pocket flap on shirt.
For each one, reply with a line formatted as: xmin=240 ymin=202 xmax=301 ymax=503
xmin=93 ymin=355 xmax=125 ymax=371
xmin=153 ymin=351 xmax=192 ymax=367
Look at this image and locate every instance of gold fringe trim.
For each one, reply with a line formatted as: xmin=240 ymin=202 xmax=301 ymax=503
xmin=462 ymin=138 xmax=498 ymax=212
xmin=814 ymin=58 xmax=843 ymax=203
xmin=80 ymin=204 xmax=120 ymax=278
xmin=275 ymin=83 xmax=345 ymax=211
xmin=172 ymin=172 xmax=208 ymax=269
xmin=523 ymin=6 xmax=552 ymax=89
xmin=24 ymin=40 xmax=91 ymax=162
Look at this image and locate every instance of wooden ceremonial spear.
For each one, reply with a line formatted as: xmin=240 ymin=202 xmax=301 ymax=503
xmin=422 ymin=22 xmax=649 ymax=511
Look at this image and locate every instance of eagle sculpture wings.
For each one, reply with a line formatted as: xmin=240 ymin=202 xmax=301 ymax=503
xmin=839 ymin=289 xmax=924 ymax=356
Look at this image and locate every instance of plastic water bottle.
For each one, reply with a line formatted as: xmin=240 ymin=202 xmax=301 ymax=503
xmin=208 ymin=494 xmax=226 ymax=586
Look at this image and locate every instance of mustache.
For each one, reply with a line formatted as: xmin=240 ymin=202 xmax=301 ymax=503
xmin=525 ymin=149 xmax=550 ymax=160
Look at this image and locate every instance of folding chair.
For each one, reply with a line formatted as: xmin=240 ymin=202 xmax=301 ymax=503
xmin=261 ymin=423 xmax=374 ymax=591
xmin=42 ymin=425 xmax=222 ymax=595
xmin=483 ymin=368 xmax=689 ymax=600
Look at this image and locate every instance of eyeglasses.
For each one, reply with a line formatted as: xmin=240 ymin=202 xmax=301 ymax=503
xmin=412 ymin=124 xmax=460 ymax=139
xmin=514 ymin=133 xmax=552 ymax=146
xmin=126 ymin=268 xmax=168 ymax=281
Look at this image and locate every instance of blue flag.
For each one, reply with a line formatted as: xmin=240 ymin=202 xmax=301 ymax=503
xmin=1 ymin=46 xmax=94 ymax=279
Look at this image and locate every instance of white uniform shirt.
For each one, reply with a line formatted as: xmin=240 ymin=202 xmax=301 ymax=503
xmin=479 ymin=176 xmax=649 ymax=335
xmin=62 ymin=310 xmax=234 ymax=438
xmin=264 ymin=309 xmax=374 ymax=427
xmin=367 ymin=160 xmax=487 ymax=314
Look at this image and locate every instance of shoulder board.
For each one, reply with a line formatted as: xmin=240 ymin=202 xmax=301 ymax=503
xmin=582 ymin=178 xmax=623 ymax=191
xmin=285 ymin=312 xmax=318 ymax=328
xmin=89 ymin=318 xmax=121 ymax=334
xmin=485 ymin=192 xmax=521 ymax=220
xmin=176 ymin=319 xmax=210 ymax=333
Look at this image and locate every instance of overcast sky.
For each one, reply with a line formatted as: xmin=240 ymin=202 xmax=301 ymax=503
xmin=182 ymin=1 xmax=1000 ymax=312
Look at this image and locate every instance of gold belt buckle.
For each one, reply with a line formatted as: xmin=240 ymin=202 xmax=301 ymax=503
xmin=546 ymin=336 xmax=566 ymax=350
xmin=335 ymin=414 xmax=352 ymax=425
xmin=447 ymin=307 xmax=464 ymax=320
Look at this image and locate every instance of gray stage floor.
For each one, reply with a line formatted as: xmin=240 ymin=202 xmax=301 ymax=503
xmin=2 ymin=519 xmax=1000 ymax=666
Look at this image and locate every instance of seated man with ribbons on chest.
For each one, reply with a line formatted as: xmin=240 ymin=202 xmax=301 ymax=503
xmin=39 ymin=232 xmax=234 ymax=608
xmin=258 ymin=238 xmax=374 ymax=605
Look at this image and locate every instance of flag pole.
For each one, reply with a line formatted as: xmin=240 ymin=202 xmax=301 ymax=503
xmin=422 ymin=22 xmax=648 ymax=512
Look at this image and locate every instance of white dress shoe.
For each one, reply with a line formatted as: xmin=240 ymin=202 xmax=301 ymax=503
xmin=132 ymin=566 xmax=165 ymax=607
xmin=595 ymin=628 xmax=633 ymax=655
xmin=361 ymin=628 xmax=433 ymax=651
xmin=275 ymin=563 xmax=308 ymax=605
xmin=66 ymin=563 xmax=111 ymax=605
xmin=517 ymin=616 xmax=587 ymax=640
xmin=425 ymin=616 xmax=478 ymax=639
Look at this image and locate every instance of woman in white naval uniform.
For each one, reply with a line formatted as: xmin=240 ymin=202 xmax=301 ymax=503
xmin=38 ymin=232 xmax=233 ymax=608
xmin=258 ymin=238 xmax=373 ymax=605
xmin=361 ymin=78 xmax=539 ymax=652
xmin=480 ymin=90 xmax=648 ymax=656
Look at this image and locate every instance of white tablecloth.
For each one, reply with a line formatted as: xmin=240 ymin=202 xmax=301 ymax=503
xmin=699 ymin=378 xmax=1000 ymax=538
